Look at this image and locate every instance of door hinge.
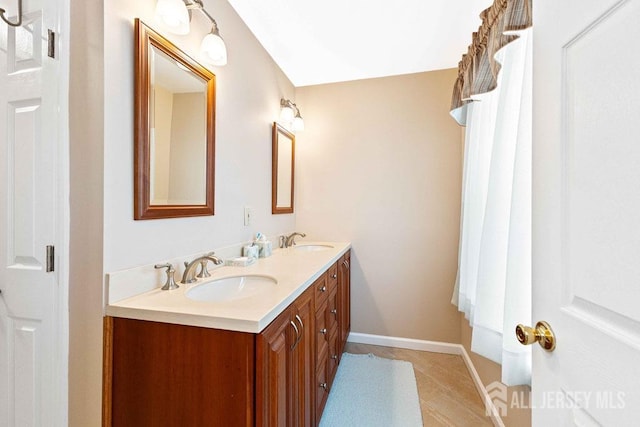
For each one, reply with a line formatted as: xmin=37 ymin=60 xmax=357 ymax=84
xmin=47 ymin=29 xmax=55 ymax=58
xmin=46 ymin=245 xmax=55 ymax=272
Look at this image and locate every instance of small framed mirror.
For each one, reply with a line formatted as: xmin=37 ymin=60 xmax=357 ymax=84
xmin=134 ymin=19 xmax=216 ymax=220
xmin=272 ymin=123 xmax=295 ymax=214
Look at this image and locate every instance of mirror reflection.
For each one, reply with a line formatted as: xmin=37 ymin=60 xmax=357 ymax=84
xmin=276 ymin=136 xmax=292 ymax=207
xmin=150 ymin=46 xmax=207 ymax=205
xmin=272 ymin=123 xmax=295 ymax=214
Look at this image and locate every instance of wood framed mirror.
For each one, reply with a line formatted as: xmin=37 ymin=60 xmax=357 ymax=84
xmin=134 ymin=19 xmax=216 ymax=220
xmin=272 ymin=123 xmax=295 ymax=214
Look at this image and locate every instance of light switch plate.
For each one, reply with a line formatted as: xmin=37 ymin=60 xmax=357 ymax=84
xmin=244 ymin=207 xmax=252 ymax=226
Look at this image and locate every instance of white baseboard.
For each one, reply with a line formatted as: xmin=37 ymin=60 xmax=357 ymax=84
xmin=347 ymin=332 xmax=461 ymax=354
xmin=458 ymin=346 xmax=505 ymax=427
xmin=346 ymin=332 xmax=504 ymax=427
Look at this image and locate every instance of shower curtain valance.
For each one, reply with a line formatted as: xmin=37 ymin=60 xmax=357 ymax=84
xmin=450 ymin=0 xmax=532 ymax=125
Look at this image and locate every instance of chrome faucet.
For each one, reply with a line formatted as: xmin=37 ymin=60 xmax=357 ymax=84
xmin=281 ymin=232 xmax=306 ymax=248
xmin=181 ymin=252 xmax=224 ymax=284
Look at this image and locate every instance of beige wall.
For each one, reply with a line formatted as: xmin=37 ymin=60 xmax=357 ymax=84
xmin=295 ymin=69 xmax=463 ymax=343
xmin=69 ymin=0 xmax=104 ymax=424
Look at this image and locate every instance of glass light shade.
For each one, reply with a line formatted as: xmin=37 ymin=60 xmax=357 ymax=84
xmin=280 ymin=105 xmax=295 ymax=122
xmin=200 ymin=32 xmax=228 ymax=66
xmin=292 ymin=115 xmax=304 ymax=132
xmin=155 ymin=0 xmax=190 ymax=35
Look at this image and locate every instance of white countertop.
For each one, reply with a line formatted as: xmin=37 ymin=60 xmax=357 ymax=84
xmin=105 ymin=242 xmax=351 ymax=333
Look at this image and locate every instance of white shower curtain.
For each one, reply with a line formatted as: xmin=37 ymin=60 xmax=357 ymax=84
xmin=452 ymin=28 xmax=532 ymax=386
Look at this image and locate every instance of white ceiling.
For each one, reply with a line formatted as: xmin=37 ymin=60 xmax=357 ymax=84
xmin=226 ymin=0 xmax=489 ymax=87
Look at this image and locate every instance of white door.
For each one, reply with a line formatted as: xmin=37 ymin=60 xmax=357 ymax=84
xmin=533 ymin=0 xmax=640 ymax=425
xmin=0 ymin=0 xmax=65 ymax=425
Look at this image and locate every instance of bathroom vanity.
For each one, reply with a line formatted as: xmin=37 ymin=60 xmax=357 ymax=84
xmin=102 ymin=244 xmax=351 ymax=426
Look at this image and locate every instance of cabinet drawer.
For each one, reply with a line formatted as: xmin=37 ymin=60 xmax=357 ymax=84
xmin=327 ymin=289 xmax=338 ymax=333
xmin=315 ymin=298 xmax=329 ymax=358
xmin=328 ymin=329 xmax=340 ymax=384
xmin=327 ymin=262 xmax=338 ymax=293
xmin=314 ymin=273 xmax=329 ymax=306
xmin=315 ymin=355 xmax=329 ymax=420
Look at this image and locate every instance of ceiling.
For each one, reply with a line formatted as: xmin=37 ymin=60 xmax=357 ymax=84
xmin=226 ymin=0 xmax=489 ymax=87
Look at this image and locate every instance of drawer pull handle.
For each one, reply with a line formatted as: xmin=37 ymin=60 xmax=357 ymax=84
xmin=319 ymin=285 xmax=326 ymax=293
xmin=292 ymin=314 xmax=304 ymax=349
xmin=295 ymin=314 xmax=304 ymax=336
xmin=319 ymin=328 xmax=327 ymax=335
xmin=290 ymin=321 xmax=300 ymax=350
xmin=319 ymin=382 xmax=327 ymax=390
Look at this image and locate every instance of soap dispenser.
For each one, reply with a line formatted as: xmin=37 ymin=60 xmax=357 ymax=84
xmin=254 ymin=232 xmax=272 ymax=258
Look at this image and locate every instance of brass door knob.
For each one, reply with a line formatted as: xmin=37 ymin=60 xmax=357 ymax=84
xmin=515 ymin=321 xmax=556 ymax=352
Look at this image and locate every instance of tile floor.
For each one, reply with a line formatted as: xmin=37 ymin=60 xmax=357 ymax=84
xmin=344 ymin=342 xmax=493 ymax=426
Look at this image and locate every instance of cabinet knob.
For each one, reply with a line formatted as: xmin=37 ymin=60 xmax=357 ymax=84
xmin=319 ymin=285 xmax=326 ymax=292
xmin=319 ymin=328 xmax=327 ymax=335
xmin=330 ymin=308 xmax=337 ymax=315
xmin=331 ymin=273 xmax=337 ymax=279
xmin=331 ymin=354 xmax=338 ymax=360
xmin=319 ymin=382 xmax=327 ymax=390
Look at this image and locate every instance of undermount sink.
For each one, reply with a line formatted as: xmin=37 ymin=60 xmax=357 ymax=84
xmin=186 ymin=275 xmax=277 ymax=302
xmin=292 ymin=244 xmax=334 ymax=252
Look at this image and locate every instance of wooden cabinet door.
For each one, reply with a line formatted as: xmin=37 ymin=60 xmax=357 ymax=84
xmin=291 ymin=286 xmax=315 ymax=427
xmin=258 ymin=286 xmax=316 ymax=427
xmin=338 ymin=251 xmax=351 ymax=354
xmin=108 ymin=318 xmax=255 ymax=427
xmin=256 ymin=308 xmax=292 ymax=427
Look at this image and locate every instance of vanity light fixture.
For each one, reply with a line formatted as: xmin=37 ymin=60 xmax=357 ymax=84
xmin=292 ymin=109 xmax=305 ymax=132
xmin=155 ymin=0 xmax=189 ymax=34
xmin=200 ymin=20 xmax=227 ymax=66
xmin=280 ymin=99 xmax=295 ymax=122
xmin=155 ymin=0 xmax=228 ymax=66
xmin=280 ymin=98 xmax=304 ymax=132
xmin=0 ymin=0 xmax=22 ymax=27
